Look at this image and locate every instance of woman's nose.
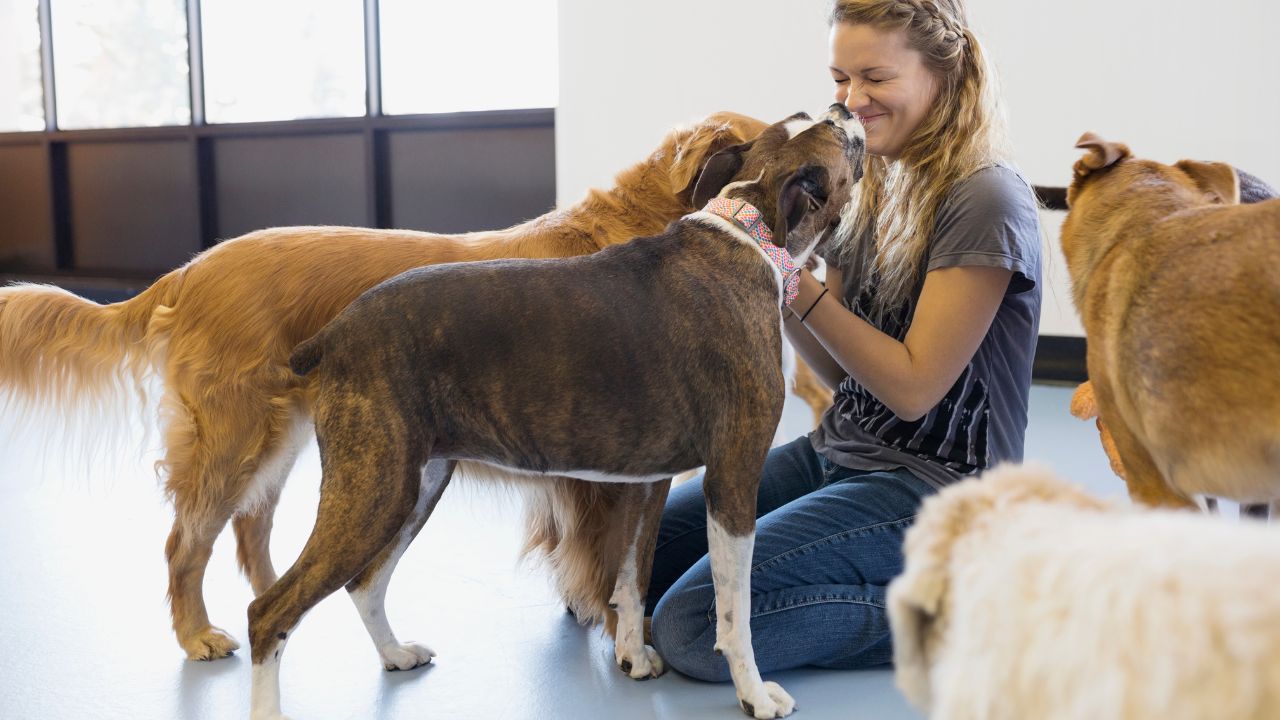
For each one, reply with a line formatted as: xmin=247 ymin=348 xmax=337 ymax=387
xmin=843 ymin=82 xmax=872 ymax=115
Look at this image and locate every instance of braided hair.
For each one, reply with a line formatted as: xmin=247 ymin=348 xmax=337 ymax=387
xmin=827 ymin=0 xmax=1010 ymax=321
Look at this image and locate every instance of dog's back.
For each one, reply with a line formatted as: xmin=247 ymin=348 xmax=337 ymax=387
xmin=1107 ymin=198 xmax=1280 ymax=502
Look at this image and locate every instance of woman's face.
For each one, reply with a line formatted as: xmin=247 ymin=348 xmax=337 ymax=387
xmin=829 ymin=23 xmax=939 ymax=161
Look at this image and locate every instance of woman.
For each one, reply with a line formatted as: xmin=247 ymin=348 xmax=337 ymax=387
xmin=646 ymin=0 xmax=1043 ymax=680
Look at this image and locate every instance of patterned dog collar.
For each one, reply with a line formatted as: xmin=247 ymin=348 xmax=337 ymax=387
xmin=703 ymin=197 xmax=801 ymax=306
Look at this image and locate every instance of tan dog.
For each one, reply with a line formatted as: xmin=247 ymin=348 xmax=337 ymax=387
xmin=0 ymin=112 xmax=769 ymax=661
xmin=1059 ymin=133 xmax=1280 ymax=509
xmin=888 ymin=464 xmax=1280 ymax=720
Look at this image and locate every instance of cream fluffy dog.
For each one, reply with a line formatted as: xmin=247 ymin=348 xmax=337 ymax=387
xmin=888 ymin=464 xmax=1280 ymax=720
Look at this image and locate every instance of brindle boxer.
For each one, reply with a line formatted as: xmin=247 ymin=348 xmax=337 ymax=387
xmin=247 ymin=106 xmax=865 ymax=720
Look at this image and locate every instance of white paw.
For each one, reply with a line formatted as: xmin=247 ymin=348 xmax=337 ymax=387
xmin=380 ymin=642 xmax=436 ymax=671
xmin=739 ymin=680 xmax=796 ymax=719
xmin=251 ymin=714 xmax=292 ymax=720
xmin=615 ymin=644 xmax=666 ymax=680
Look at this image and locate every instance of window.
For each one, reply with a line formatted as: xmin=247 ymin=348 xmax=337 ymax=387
xmin=0 ymin=0 xmax=44 ymax=131
xmin=379 ymin=0 xmax=557 ymax=115
xmin=51 ymin=0 xmax=191 ymax=129
xmin=201 ymin=0 xmax=366 ymax=124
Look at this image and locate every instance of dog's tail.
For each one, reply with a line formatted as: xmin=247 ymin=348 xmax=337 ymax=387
xmin=289 ymin=334 xmax=325 ymax=377
xmin=0 ymin=271 xmax=184 ymax=419
xmin=520 ymin=478 xmax=631 ymax=636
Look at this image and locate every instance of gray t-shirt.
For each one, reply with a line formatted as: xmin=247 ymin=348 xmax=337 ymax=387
xmin=810 ymin=164 xmax=1043 ymax=489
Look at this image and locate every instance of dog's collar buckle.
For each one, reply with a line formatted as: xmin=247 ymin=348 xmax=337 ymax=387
xmin=702 ymin=197 xmax=800 ymax=306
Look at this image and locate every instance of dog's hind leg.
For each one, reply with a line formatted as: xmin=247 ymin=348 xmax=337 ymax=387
xmin=162 ymin=385 xmax=304 ymax=659
xmin=347 ymin=458 xmax=456 ymax=671
xmin=247 ymin=423 xmax=423 ymax=720
xmin=703 ymin=451 xmax=796 ymax=719
xmin=609 ymin=480 xmax=672 ymax=680
xmin=233 ymin=412 xmax=313 ymax=595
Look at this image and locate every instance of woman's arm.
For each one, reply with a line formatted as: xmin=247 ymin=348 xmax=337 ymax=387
xmin=790 ymin=264 xmax=1013 ymax=421
xmin=783 ymin=267 xmax=848 ymax=391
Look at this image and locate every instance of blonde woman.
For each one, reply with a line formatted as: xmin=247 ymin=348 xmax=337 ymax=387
xmin=646 ymin=0 xmax=1042 ymax=679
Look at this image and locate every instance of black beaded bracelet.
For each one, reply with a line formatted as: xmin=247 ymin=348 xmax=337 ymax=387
xmin=799 ymin=287 xmax=829 ymax=323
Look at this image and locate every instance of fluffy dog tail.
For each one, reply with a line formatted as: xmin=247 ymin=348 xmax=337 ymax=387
xmin=520 ymin=478 xmax=630 ymax=635
xmin=0 ymin=271 xmax=183 ymax=420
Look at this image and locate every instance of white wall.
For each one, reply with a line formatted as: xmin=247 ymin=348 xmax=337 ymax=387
xmin=557 ymin=0 xmax=1280 ymax=337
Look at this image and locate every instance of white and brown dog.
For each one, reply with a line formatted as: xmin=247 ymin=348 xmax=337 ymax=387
xmin=889 ymin=464 xmax=1280 ymax=720
xmin=246 ymin=107 xmax=866 ymax=719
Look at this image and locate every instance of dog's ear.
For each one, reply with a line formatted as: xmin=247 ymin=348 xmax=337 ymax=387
xmin=1175 ymin=159 xmax=1241 ymax=205
xmin=1234 ymin=167 xmax=1279 ymax=204
xmin=887 ymin=488 xmax=969 ymax=712
xmin=1073 ymin=132 xmax=1131 ymax=178
xmin=670 ymin=114 xmax=767 ymax=202
xmin=775 ymin=164 xmax=830 ymax=251
xmin=690 ymin=142 xmax=751 ymax=209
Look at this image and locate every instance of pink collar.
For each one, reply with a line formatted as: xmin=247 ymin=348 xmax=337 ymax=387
xmin=702 ymin=197 xmax=801 ymax=306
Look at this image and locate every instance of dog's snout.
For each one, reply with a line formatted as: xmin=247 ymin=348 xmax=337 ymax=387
xmin=825 ymin=103 xmax=853 ymax=121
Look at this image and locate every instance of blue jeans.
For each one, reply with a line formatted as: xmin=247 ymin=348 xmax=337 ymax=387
xmin=645 ymin=435 xmax=937 ymax=682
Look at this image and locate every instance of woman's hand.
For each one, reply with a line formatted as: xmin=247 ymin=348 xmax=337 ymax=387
xmin=790 ymin=264 xmax=1013 ymax=420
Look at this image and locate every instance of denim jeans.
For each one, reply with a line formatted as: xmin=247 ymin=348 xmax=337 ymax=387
xmin=645 ymin=435 xmax=937 ymax=682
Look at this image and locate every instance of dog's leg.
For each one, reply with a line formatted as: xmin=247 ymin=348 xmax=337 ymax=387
xmin=790 ymin=357 xmax=831 ymax=428
xmin=165 ymin=510 xmax=240 ymax=660
xmin=247 ymin=431 xmax=422 ymax=720
xmin=233 ymin=415 xmax=310 ymax=595
xmin=233 ymin=497 xmax=283 ymax=596
xmin=346 ymin=458 xmax=455 ymax=671
xmin=1102 ymin=415 xmax=1199 ymax=510
xmin=609 ymin=480 xmax=672 ymax=680
xmin=703 ymin=460 xmax=796 ymax=719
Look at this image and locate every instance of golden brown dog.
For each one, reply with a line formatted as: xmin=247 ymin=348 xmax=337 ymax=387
xmin=0 ymin=112 xmax=770 ymax=661
xmin=1060 ymin=133 xmax=1280 ymax=510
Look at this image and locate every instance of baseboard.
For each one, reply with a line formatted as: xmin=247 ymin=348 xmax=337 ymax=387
xmin=1033 ymin=334 xmax=1086 ymax=384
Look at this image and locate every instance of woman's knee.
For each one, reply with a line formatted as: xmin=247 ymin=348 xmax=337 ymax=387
xmin=649 ymin=585 xmax=731 ymax=683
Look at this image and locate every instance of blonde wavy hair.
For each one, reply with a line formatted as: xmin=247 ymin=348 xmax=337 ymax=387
xmin=828 ymin=0 xmax=1011 ymax=319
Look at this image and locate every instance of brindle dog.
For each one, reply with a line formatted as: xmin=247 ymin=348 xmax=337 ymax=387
xmin=247 ymin=106 xmax=865 ymax=720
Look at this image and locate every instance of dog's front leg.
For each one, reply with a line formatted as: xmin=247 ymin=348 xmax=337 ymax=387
xmin=608 ymin=480 xmax=672 ymax=680
xmin=703 ymin=466 xmax=795 ymax=719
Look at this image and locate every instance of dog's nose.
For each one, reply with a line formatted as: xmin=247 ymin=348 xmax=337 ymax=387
xmin=824 ymin=103 xmax=853 ymax=121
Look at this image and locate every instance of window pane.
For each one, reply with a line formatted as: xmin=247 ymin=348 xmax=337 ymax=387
xmin=202 ymin=0 xmax=366 ymax=124
xmin=380 ymin=0 xmax=557 ymax=115
xmin=51 ymin=0 xmax=190 ymax=129
xmin=0 ymin=0 xmax=44 ymax=131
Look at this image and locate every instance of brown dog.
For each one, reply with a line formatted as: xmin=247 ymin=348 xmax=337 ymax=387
xmin=245 ymin=107 xmax=865 ymax=720
xmin=1061 ymin=133 xmax=1280 ymax=509
xmin=0 ymin=112 xmax=768 ymax=660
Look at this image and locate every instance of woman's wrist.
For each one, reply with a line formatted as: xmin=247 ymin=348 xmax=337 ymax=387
xmin=788 ymin=270 xmax=828 ymax=319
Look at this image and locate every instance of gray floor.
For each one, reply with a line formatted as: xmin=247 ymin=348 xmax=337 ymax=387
xmin=0 ymin=383 xmax=1125 ymax=720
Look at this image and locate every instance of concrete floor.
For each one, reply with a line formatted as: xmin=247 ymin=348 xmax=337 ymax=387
xmin=0 ymin=383 xmax=1126 ymax=720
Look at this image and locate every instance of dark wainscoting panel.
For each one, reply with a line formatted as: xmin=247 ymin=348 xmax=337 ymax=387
xmin=0 ymin=144 xmax=56 ymax=273
xmin=214 ymin=133 xmax=368 ymax=240
xmin=388 ymin=125 xmax=556 ymax=233
xmin=1033 ymin=334 xmax=1087 ymax=383
xmin=67 ymin=140 xmax=201 ymax=275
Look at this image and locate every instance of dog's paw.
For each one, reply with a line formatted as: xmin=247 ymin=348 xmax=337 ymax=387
xmin=738 ymin=681 xmax=796 ymax=719
xmin=1069 ymin=381 xmax=1098 ymax=419
xmin=616 ymin=644 xmax=665 ymax=680
xmin=380 ymin=642 xmax=435 ymax=671
xmin=183 ymin=626 xmax=240 ymax=661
